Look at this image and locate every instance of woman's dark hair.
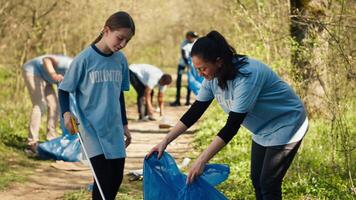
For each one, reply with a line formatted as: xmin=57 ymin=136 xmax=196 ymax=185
xmin=93 ymin=11 xmax=135 ymax=44
xmin=191 ymin=30 xmax=247 ymax=90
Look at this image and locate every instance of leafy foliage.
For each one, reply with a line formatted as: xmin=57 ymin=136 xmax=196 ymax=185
xmin=0 ymin=0 xmax=354 ymax=199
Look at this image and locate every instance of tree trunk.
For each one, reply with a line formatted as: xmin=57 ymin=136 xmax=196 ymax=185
xmin=289 ymin=0 xmax=328 ymax=113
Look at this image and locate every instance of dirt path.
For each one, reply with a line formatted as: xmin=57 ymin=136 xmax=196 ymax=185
xmin=0 ymin=104 xmax=196 ymax=200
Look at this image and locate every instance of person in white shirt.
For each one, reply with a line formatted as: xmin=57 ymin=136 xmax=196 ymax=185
xmin=129 ymin=64 xmax=172 ymax=120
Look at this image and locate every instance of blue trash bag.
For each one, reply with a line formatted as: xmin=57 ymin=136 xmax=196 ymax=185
xmin=187 ymin=58 xmax=204 ymax=96
xmin=200 ymin=164 xmax=230 ymax=186
xmin=37 ymin=93 xmax=82 ymax=162
xmin=143 ymin=152 xmax=229 ymax=200
xmin=37 ymin=134 xmax=81 ymax=161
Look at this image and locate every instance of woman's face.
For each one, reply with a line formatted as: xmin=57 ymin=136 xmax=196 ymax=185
xmin=192 ymin=55 xmax=220 ymax=80
xmin=104 ymin=27 xmax=133 ymax=52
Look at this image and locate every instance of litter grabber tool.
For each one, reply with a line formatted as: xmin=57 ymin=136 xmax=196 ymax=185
xmin=70 ymin=117 xmax=106 ymax=200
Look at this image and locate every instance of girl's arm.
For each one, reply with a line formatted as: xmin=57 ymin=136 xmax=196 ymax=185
xmin=58 ymin=89 xmax=76 ymax=134
xmin=120 ymin=91 xmax=128 ymax=126
xmin=120 ymin=91 xmax=131 ymax=147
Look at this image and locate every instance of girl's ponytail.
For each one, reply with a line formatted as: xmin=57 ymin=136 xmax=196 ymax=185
xmin=92 ymin=31 xmax=104 ymax=45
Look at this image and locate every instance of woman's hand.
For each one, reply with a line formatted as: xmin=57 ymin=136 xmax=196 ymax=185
xmin=146 ymin=139 xmax=168 ymax=159
xmin=186 ymin=137 xmax=227 ymax=184
xmin=124 ymin=125 xmax=131 ymax=148
xmin=63 ymin=112 xmax=77 ymax=135
xmin=146 ymin=121 xmax=189 ymax=160
xmin=186 ymin=159 xmax=206 ymax=184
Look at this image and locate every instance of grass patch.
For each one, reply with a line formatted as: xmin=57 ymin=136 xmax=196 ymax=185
xmin=0 ymin=143 xmax=37 ymax=190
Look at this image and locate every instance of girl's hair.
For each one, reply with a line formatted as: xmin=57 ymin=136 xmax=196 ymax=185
xmin=191 ymin=30 xmax=247 ymax=90
xmin=93 ymin=11 xmax=135 ymax=44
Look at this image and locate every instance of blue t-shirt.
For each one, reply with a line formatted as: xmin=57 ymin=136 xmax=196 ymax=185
xmin=197 ymin=58 xmax=307 ymax=146
xmin=23 ymin=54 xmax=72 ymax=84
xmin=59 ymin=45 xmax=130 ymax=159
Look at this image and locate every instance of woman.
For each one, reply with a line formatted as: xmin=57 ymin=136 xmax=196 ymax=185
xmin=147 ymin=30 xmax=308 ymax=200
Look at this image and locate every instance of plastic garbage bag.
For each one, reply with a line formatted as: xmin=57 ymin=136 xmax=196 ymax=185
xmin=37 ymin=93 xmax=82 ymax=161
xmin=37 ymin=133 xmax=82 ymax=161
xmin=187 ymin=58 xmax=204 ymax=95
xmin=143 ymin=152 xmax=229 ymax=200
xmin=200 ymin=164 xmax=230 ymax=186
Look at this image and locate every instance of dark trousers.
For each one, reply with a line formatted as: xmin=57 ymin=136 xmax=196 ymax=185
xmin=90 ymin=154 xmax=125 ymax=200
xmin=250 ymin=140 xmax=302 ymax=200
xmin=175 ymin=64 xmax=191 ymax=104
xmin=129 ymin=70 xmax=153 ymax=119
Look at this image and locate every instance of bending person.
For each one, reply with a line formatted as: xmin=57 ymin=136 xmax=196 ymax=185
xmin=147 ymin=30 xmax=308 ymax=200
xmin=23 ymin=54 xmax=72 ymax=153
xmin=129 ymin=64 xmax=172 ymax=121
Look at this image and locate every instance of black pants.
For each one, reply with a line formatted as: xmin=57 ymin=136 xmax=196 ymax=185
xmin=129 ymin=70 xmax=153 ymax=119
xmin=174 ymin=64 xmax=191 ymax=104
xmin=250 ymin=140 xmax=302 ymax=200
xmin=90 ymin=154 xmax=125 ymax=200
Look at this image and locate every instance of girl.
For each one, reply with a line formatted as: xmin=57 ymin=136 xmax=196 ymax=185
xmin=148 ymin=30 xmax=308 ymax=200
xmin=58 ymin=11 xmax=135 ymax=200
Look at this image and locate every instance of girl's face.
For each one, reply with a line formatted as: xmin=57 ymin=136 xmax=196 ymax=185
xmin=104 ymin=27 xmax=133 ymax=52
xmin=192 ymin=55 xmax=221 ymax=80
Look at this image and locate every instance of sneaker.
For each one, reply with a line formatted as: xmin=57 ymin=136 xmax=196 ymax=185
xmin=24 ymin=143 xmax=38 ymax=156
xmin=138 ymin=116 xmax=149 ymax=122
xmin=169 ymin=101 xmax=181 ymax=107
xmin=147 ymin=115 xmax=157 ymax=121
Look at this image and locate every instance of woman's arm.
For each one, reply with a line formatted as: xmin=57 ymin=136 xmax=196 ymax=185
xmin=186 ymin=111 xmax=247 ymax=184
xmin=147 ymin=121 xmax=188 ymax=159
xmin=147 ymin=100 xmax=213 ymax=159
xmin=187 ymin=136 xmax=226 ymax=184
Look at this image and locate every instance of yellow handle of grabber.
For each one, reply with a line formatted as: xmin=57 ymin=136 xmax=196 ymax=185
xmin=70 ymin=117 xmax=79 ymax=133
xmin=69 ymin=116 xmax=106 ymax=200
